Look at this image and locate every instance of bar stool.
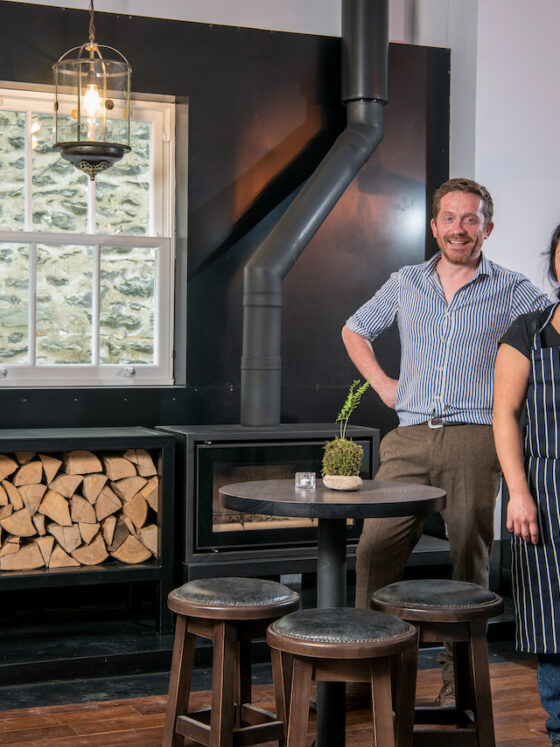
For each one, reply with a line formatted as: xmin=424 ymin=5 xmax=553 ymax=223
xmin=163 ymin=576 xmax=300 ymax=747
xmin=371 ymin=579 xmax=504 ymax=747
xmin=267 ymin=607 xmax=418 ymax=747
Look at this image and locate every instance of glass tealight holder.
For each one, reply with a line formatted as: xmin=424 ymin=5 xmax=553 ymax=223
xmin=295 ymin=472 xmax=316 ymax=489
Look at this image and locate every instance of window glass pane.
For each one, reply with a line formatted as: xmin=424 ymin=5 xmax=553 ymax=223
xmin=104 ymin=116 xmax=130 ymax=147
xmin=0 ymin=110 xmax=26 ymax=231
xmin=36 ymin=244 xmax=92 ymax=364
xmin=32 ymin=113 xmax=88 ymax=233
xmin=0 ymin=243 xmax=28 ymax=363
xmin=95 ymin=120 xmax=151 ymax=236
xmin=100 ymin=245 xmax=155 ymax=364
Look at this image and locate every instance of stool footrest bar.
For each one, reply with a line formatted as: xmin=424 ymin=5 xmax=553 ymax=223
xmin=414 ymin=705 xmax=475 ymax=725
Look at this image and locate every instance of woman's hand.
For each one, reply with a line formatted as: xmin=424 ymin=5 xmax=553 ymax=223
xmin=506 ymin=489 xmax=539 ymax=544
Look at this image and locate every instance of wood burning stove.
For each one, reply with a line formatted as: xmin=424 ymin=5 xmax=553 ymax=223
xmin=158 ymin=424 xmax=379 ymax=581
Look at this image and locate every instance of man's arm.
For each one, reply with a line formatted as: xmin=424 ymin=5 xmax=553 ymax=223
xmin=341 ymin=326 xmax=398 ymax=409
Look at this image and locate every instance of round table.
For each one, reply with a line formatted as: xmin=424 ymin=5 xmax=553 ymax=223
xmin=220 ymin=478 xmax=446 ymax=747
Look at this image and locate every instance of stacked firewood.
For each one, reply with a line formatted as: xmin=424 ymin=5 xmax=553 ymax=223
xmin=0 ymin=449 xmax=159 ymax=571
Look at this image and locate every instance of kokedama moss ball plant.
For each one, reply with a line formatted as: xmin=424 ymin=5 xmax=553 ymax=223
xmin=322 ymin=379 xmax=370 ymax=488
xmin=322 ymin=436 xmax=364 ymax=476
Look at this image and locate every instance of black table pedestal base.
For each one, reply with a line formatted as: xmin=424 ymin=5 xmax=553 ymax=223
xmin=315 ymin=518 xmax=347 ymax=747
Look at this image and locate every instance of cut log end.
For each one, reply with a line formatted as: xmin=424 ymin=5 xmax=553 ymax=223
xmin=0 ymin=543 xmax=44 ymax=570
xmin=13 ymin=461 xmax=43 ymax=487
xmin=110 ymin=535 xmax=152 ymax=564
xmin=63 ymin=451 xmax=103 ymax=475
xmin=72 ymin=534 xmax=108 ymax=565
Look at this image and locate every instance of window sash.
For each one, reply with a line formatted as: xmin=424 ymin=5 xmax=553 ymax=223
xmin=0 ymin=230 xmax=174 ymax=387
xmin=0 ymin=91 xmax=172 ymax=238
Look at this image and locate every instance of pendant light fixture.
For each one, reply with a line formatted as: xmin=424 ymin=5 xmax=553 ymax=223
xmin=53 ymin=0 xmax=131 ymax=180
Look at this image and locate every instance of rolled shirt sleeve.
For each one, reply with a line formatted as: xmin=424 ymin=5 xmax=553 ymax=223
xmin=345 ymin=272 xmax=400 ymax=341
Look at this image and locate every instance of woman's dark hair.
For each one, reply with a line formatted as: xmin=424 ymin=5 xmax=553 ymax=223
xmin=547 ymin=224 xmax=560 ymax=290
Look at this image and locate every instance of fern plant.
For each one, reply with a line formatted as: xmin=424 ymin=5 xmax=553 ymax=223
xmin=335 ymin=378 xmax=370 ymax=440
xmin=322 ymin=379 xmax=370 ymax=477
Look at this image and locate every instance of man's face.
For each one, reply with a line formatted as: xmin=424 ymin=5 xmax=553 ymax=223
xmin=430 ymin=191 xmax=493 ymax=266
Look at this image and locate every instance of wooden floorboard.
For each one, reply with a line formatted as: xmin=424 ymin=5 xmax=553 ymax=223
xmin=0 ymin=660 xmax=550 ymax=745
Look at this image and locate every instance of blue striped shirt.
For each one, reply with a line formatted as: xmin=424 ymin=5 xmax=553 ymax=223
xmin=346 ymin=252 xmax=550 ymax=426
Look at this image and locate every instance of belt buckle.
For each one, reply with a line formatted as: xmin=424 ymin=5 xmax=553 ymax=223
xmin=428 ymin=417 xmax=444 ymax=429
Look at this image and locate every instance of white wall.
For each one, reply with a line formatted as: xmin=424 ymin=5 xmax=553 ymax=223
xmin=475 ymin=0 xmax=560 ymax=294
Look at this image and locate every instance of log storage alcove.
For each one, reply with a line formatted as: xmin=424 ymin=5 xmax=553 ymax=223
xmin=0 ymin=427 xmax=175 ymax=633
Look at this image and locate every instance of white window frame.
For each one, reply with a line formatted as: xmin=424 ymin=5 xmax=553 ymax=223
xmin=0 ymin=85 xmax=176 ymax=388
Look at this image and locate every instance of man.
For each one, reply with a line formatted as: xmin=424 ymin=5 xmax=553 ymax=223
xmin=343 ymin=177 xmax=549 ymax=705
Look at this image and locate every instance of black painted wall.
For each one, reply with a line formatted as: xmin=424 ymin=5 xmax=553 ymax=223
xmin=0 ymin=2 xmax=449 ymax=436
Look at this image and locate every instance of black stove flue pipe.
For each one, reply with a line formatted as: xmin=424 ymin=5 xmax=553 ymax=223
xmin=240 ymin=0 xmax=388 ymax=426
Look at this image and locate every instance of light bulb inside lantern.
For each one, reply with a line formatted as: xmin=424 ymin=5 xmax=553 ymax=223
xmin=84 ymin=83 xmax=101 ymax=118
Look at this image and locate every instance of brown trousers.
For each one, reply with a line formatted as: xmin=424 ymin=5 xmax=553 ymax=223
xmin=355 ymin=423 xmax=501 ymax=681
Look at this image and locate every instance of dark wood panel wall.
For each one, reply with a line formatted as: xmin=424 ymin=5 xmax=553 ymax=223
xmin=0 ymin=2 xmax=449 ymax=435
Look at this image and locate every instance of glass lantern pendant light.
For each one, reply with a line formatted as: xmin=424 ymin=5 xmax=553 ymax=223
xmin=53 ymin=0 xmax=131 ymax=180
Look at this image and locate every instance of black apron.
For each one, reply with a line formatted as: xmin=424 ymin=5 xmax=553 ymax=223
xmin=513 ymin=303 xmax=560 ymax=653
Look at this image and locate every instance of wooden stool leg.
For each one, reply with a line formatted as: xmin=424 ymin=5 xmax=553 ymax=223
xmin=283 ymin=652 xmax=294 ymax=725
xmin=394 ymin=641 xmax=418 ymax=747
xmin=286 ymin=656 xmax=313 ymax=747
xmin=163 ymin=615 xmax=196 ymax=747
xmin=370 ymin=658 xmax=396 ymax=747
xmin=270 ymin=648 xmax=291 ymax=747
xmin=469 ymin=621 xmax=496 ymax=747
xmin=237 ymin=636 xmax=252 ymax=725
xmin=453 ymin=638 xmax=475 ymax=728
xmin=210 ymin=620 xmax=237 ymax=747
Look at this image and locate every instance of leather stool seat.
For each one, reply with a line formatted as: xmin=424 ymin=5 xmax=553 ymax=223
xmin=163 ymin=577 xmax=300 ymax=747
xmin=372 ymin=579 xmax=504 ymax=747
xmin=271 ymin=606 xmax=415 ymax=647
xmin=373 ymin=579 xmax=502 ymax=619
xmin=168 ymin=576 xmax=300 ymax=617
xmin=267 ymin=607 xmax=418 ymax=747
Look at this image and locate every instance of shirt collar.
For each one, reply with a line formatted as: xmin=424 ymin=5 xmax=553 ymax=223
xmin=423 ymin=251 xmax=493 ymax=279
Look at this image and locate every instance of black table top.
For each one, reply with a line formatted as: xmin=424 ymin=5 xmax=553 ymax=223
xmin=220 ymin=478 xmax=446 ymax=520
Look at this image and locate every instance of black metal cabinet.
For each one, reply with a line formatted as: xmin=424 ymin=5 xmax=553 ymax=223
xmin=0 ymin=427 xmax=175 ymax=633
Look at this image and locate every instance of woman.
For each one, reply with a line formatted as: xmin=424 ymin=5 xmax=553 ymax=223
xmin=493 ymin=223 xmax=560 ymax=747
